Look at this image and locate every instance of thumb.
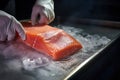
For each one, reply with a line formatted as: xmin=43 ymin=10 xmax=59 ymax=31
xmin=14 ymin=21 xmax=26 ymax=40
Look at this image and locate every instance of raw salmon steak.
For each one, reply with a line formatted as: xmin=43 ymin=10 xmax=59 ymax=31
xmin=21 ymin=21 xmax=82 ymax=60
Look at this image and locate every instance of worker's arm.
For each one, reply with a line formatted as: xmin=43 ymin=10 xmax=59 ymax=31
xmin=31 ymin=0 xmax=55 ymax=25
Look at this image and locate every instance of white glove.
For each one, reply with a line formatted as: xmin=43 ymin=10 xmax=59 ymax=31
xmin=0 ymin=11 xmax=26 ymax=41
xmin=31 ymin=0 xmax=55 ymax=25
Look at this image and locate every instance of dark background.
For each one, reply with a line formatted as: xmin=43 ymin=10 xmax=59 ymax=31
xmin=54 ymin=0 xmax=120 ymax=21
xmin=1 ymin=0 xmax=120 ymax=21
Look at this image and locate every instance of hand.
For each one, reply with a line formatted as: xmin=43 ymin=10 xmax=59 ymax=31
xmin=31 ymin=0 xmax=55 ymax=25
xmin=0 ymin=11 xmax=26 ymax=41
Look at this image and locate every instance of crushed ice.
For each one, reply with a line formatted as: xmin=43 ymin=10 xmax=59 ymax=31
xmin=22 ymin=56 xmax=49 ymax=71
xmin=0 ymin=25 xmax=111 ymax=80
xmin=59 ymin=25 xmax=111 ymax=53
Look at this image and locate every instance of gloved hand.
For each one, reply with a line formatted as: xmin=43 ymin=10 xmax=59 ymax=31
xmin=0 ymin=11 xmax=26 ymax=41
xmin=31 ymin=0 xmax=55 ymax=25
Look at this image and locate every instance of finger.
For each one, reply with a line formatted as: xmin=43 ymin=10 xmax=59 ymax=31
xmin=0 ymin=35 xmax=7 ymax=41
xmin=6 ymin=21 xmax=16 ymax=41
xmin=7 ymin=31 xmax=15 ymax=41
xmin=38 ymin=12 xmax=48 ymax=25
xmin=47 ymin=9 xmax=55 ymax=23
xmin=0 ymin=28 xmax=7 ymax=41
xmin=14 ymin=22 xmax=26 ymax=40
xmin=31 ymin=9 xmax=38 ymax=25
xmin=38 ymin=5 xmax=55 ymax=24
xmin=38 ymin=16 xmax=48 ymax=25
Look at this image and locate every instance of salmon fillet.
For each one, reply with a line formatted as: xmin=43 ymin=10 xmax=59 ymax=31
xmin=21 ymin=21 xmax=82 ymax=60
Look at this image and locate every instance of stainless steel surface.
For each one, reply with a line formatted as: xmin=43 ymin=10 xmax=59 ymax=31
xmin=57 ymin=19 xmax=120 ymax=79
xmin=64 ymin=35 xmax=119 ymax=80
xmin=0 ymin=19 xmax=120 ymax=80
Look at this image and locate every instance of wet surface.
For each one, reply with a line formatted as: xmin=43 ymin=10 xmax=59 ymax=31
xmin=0 ymin=24 xmax=119 ymax=80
